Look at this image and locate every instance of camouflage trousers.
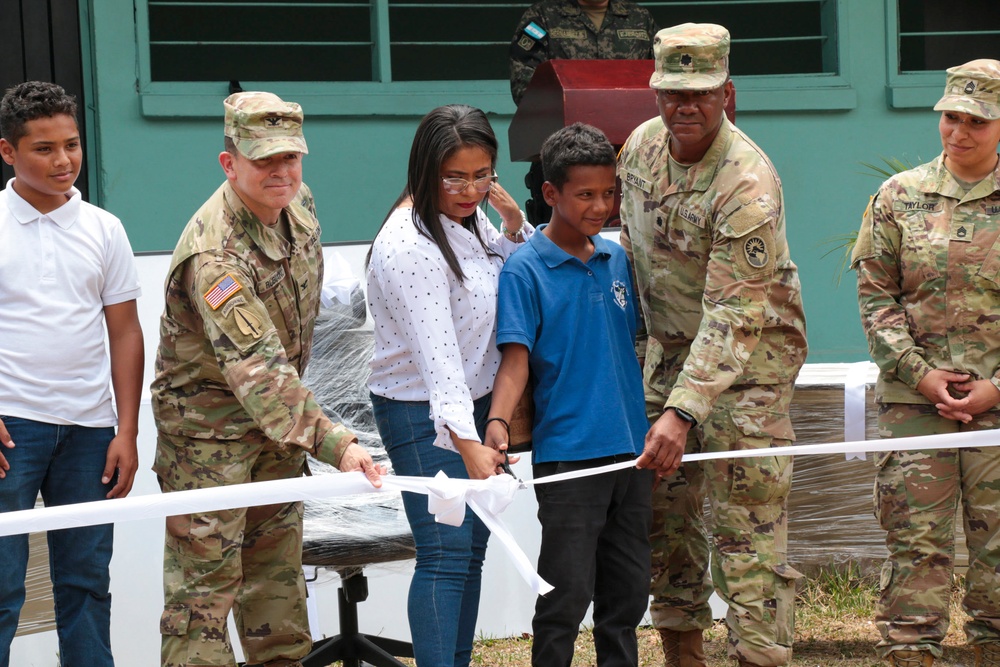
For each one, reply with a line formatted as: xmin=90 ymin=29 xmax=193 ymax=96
xmin=874 ymin=403 xmax=1000 ymax=659
xmin=154 ymin=430 xmax=310 ymax=667
xmin=648 ymin=383 xmax=801 ymax=667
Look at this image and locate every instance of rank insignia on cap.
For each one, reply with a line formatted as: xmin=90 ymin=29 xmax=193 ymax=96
xmin=744 ymin=236 xmax=768 ymax=268
xmin=965 ymin=80 xmax=977 ymax=94
xmin=234 ymin=306 xmax=264 ymax=339
xmin=204 ymin=273 xmax=242 ymax=310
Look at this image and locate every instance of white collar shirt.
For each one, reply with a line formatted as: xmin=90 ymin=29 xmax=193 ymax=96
xmin=0 ymin=180 xmax=141 ymax=426
xmin=367 ymin=206 xmax=530 ymax=451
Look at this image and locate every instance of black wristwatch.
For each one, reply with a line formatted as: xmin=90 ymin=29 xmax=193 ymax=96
xmin=668 ymin=406 xmax=697 ymax=426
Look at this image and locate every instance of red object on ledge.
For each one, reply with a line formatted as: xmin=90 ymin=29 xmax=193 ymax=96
xmin=508 ymin=58 xmax=736 ymax=162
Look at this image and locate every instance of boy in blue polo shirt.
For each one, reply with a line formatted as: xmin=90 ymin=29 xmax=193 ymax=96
xmin=485 ymin=123 xmax=652 ymax=667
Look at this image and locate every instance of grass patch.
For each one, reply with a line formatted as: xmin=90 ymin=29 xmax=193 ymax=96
xmin=387 ymin=564 xmax=977 ymax=666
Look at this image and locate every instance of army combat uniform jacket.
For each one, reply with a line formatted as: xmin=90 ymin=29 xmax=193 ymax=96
xmin=618 ymin=117 xmax=808 ymax=426
xmin=853 ymin=154 xmax=1000 ymax=404
xmin=509 ymin=0 xmax=656 ymax=105
xmin=151 ymin=181 xmax=355 ymax=466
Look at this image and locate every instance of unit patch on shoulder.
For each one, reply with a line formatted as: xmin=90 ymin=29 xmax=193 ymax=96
xmin=233 ymin=306 xmax=264 ymax=339
xmin=518 ymin=35 xmax=536 ymax=51
xmin=204 ymin=274 xmax=243 ymax=310
xmin=524 ymin=22 xmax=547 ymax=40
xmin=744 ymin=236 xmax=769 ymax=268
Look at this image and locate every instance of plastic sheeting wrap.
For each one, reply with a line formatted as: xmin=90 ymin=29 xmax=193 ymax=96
xmin=300 ymin=300 xmax=416 ymax=573
xmin=296 ymin=309 xmax=971 ymax=579
xmin=786 ymin=367 xmax=968 ymax=574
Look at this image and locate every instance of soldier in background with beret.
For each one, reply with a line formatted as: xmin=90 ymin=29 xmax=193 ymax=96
xmin=619 ymin=23 xmax=808 ymax=667
xmin=852 ymin=59 xmax=1000 ymax=667
xmin=150 ymin=91 xmax=383 ymax=667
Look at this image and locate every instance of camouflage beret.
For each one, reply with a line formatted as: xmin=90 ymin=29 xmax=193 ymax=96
xmin=650 ymin=23 xmax=730 ymax=91
xmin=223 ymin=91 xmax=308 ymax=160
xmin=934 ymin=59 xmax=1000 ymax=121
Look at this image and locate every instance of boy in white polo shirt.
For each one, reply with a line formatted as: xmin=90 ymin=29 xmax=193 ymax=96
xmin=0 ymin=81 xmax=143 ymax=666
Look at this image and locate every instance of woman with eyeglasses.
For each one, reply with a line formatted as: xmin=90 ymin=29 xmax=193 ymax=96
xmin=366 ymin=104 xmax=530 ymax=667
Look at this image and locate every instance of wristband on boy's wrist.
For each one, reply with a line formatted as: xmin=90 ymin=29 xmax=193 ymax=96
xmin=485 ymin=416 xmax=510 ymax=434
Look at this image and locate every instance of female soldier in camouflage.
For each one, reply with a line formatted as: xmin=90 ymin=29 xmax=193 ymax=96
xmin=853 ymin=59 xmax=1000 ymax=667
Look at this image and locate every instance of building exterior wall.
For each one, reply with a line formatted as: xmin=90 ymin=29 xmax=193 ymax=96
xmin=86 ymin=0 xmax=946 ymax=362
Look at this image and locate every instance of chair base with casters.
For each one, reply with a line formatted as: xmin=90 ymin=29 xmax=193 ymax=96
xmin=301 ymin=565 xmax=413 ymax=667
xmin=298 ymin=504 xmax=416 ymax=667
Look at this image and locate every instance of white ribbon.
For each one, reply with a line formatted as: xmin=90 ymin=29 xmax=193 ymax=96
xmin=3 ymin=427 xmax=1000 ymax=598
xmin=843 ymin=361 xmax=870 ymax=460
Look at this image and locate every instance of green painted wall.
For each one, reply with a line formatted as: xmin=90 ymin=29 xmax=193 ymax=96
xmin=86 ymin=0 xmax=948 ymax=363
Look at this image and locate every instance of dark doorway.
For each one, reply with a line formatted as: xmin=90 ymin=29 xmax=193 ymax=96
xmin=0 ymin=0 xmax=89 ymax=201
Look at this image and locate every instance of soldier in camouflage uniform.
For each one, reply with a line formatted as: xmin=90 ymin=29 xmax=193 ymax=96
xmin=852 ymin=59 xmax=1000 ymax=667
xmin=618 ymin=24 xmax=808 ymax=667
xmin=150 ymin=91 xmax=383 ymax=667
xmin=509 ymin=0 xmax=657 ymax=225
xmin=509 ymin=0 xmax=656 ymax=105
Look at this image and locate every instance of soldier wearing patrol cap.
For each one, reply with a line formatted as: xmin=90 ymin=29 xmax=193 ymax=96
xmin=150 ymin=91 xmax=383 ymax=667
xmin=618 ymin=23 xmax=808 ymax=667
xmin=852 ymin=59 xmax=1000 ymax=667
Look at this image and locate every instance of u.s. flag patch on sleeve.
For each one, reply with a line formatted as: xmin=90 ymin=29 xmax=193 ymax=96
xmin=203 ymin=273 xmax=243 ymax=310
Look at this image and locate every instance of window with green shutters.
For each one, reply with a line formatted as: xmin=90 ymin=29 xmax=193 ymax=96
xmin=886 ymin=0 xmax=999 ymax=109
xmin=137 ymin=0 xmax=855 ymax=116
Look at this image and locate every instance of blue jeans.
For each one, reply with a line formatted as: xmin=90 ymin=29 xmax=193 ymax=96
xmin=371 ymin=393 xmax=491 ymax=667
xmin=0 ymin=416 xmax=116 ymax=667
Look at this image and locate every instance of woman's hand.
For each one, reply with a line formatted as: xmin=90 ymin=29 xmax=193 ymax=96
xmin=452 ymin=433 xmax=506 ymax=480
xmin=488 ymin=182 xmax=524 ymax=237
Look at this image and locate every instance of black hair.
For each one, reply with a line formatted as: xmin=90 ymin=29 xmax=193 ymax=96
xmin=367 ymin=104 xmax=499 ymax=283
xmin=0 ymin=81 xmax=78 ymax=147
xmin=540 ymin=122 xmax=616 ymax=190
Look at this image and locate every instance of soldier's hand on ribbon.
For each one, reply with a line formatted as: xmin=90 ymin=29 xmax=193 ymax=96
xmin=0 ymin=417 xmax=12 ymax=480
xmin=338 ymin=442 xmax=386 ymax=488
xmin=637 ymin=409 xmax=689 ymax=478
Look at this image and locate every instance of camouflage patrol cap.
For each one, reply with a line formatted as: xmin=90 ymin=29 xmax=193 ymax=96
xmin=650 ymin=23 xmax=730 ymax=91
xmin=223 ymin=91 xmax=308 ymax=160
xmin=934 ymin=59 xmax=1000 ymax=121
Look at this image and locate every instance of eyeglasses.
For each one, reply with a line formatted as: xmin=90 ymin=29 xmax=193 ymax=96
xmin=441 ymin=174 xmax=498 ymax=195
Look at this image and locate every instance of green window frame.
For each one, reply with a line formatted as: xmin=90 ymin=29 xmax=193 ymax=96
xmin=885 ymin=0 xmax=1000 ymax=109
xmin=642 ymin=0 xmax=854 ymax=110
xmin=136 ymin=0 xmax=855 ymax=118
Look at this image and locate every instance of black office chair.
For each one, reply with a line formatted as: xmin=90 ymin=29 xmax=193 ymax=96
xmin=299 ymin=496 xmax=415 ymax=667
